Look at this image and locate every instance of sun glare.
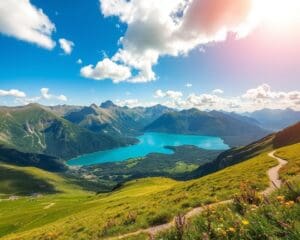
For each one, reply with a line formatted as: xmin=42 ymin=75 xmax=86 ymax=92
xmin=254 ymin=0 xmax=300 ymax=30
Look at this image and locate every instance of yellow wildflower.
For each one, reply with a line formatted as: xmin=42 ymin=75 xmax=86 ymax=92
xmin=276 ymin=195 xmax=285 ymax=202
xmin=285 ymin=201 xmax=295 ymax=207
xmin=242 ymin=220 xmax=249 ymax=225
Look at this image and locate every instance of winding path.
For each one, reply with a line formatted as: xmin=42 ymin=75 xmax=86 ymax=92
xmin=262 ymin=151 xmax=288 ymax=195
xmin=106 ymin=151 xmax=287 ymax=240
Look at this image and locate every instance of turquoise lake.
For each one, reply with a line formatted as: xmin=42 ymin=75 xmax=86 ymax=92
xmin=67 ymin=132 xmax=229 ymax=166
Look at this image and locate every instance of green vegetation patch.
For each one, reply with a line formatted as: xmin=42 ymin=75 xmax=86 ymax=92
xmin=158 ymin=179 xmax=300 ymax=240
xmin=0 ymin=164 xmax=57 ymax=197
xmin=275 ymin=143 xmax=300 ymax=181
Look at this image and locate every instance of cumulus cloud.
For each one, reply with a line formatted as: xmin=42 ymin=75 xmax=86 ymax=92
xmin=242 ymin=84 xmax=273 ymax=101
xmin=187 ymin=94 xmax=221 ymax=107
xmin=40 ymin=88 xmax=67 ymax=101
xmin=185 ymin=83 xmax=193 ymax=88
xmin=59 ymin=38 xmax=74 ymax=55
xmin=0 ymin=89 xmax=26 ymax=98
xmin=153 ymin=84 xmax=300 ymax=112
xmin=77 ymin=58 xmax=83 ymax=64
xmin=154 ymin=89 xmax=183 ymax=100
xmin=0 ymin=0 xmax=56 ymax=49
xmin=241 ymin=84 xmax=300 ymax=110
xmin=212 ymin=89 xmax=224 ymax=94
xmin=80 ymin=58 xmax=132 ymax=83
xmin=81 ymin=0 xmax=256 ymax=83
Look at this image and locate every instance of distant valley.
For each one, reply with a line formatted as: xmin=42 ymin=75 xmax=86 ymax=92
xmin=1 ymin=102 xmax=299 ymax=168
xmin=1 ymin=101 xmax=299 ymax=193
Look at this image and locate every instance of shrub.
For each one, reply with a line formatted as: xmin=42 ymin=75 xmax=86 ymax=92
xmin=233 ymin=182 xmax=263 ymax=215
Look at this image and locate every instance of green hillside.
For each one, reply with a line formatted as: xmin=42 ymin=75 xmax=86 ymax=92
xmin=276 ymin=142 xmax=300 ymax=181
xmin=158 ymin=143 xmax=300 ymax=240
xmin=0 ymin=104 xmax=135 ymax=159
xmin=0 ymin=164 xmax=57 ymax=197
xmin=0 ymin=163 xmax=89 ymax=198
xmin=189 ymin=122 xmax=300 ymax=180
xmin=0 ymin=145 xmax=66 ymax=172
xmin=273 ymin=121 xmax=300 ymax=148
xmin=0 ymin=150 xmax=277 ymax=239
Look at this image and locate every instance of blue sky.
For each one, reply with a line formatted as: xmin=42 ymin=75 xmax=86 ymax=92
xmin=0 ymin=0 xmax=299 ymax=111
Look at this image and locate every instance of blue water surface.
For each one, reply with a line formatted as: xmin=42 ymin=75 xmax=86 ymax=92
xmin=67 ymin=132 xmax=229 ymax=166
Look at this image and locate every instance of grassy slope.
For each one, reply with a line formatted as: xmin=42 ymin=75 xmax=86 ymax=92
xmin=0 ymin=164 xmax=93 ymax=238
xmin=0 ymin=164 xmax=57 ymax=197
xmin=0 ymin=152 xmax=277 ymax=240
xmin=158 ymin=143 xmax=300 ymax=240
xmin=275 ymin=143 xmax=300 ymax=181
xmin=0 ymin=163 xmax=87 ymax=197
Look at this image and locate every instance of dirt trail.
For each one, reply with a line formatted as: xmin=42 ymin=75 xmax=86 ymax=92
xmin=262 ymin=151 xmax=287 ymax=196
xmin=106 ymin=151 xmax=287 ymax=240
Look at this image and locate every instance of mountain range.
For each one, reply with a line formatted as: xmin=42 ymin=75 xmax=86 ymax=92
xmin=245 ymin=108 xmax=300 ymax=131
xmin=1 ymin=102 xmax=299 ymax=165
xmin=64 ymin=101 xmax=174 ymax=136
xmin=0 ymin=104 xmax=135 ymax=159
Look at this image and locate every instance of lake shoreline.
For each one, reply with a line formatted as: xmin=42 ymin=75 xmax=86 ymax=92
xmin=67 ymin=132 xmax=229 ymax=166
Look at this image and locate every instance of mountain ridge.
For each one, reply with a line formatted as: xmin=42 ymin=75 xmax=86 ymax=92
xmin=144 ymin=108 xmax=270 ymax=146
xmin=0 ymin=104 xmax=135 ymax=160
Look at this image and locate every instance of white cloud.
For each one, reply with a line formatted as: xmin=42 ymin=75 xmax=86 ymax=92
xmin=186 ymin=93 xmax=222 ymax=108
xmin=153 ymin=84 xmax=300 ymax=112
xmin=84 ymin=0 xmax=257 ymax=83
xmin=0 ymin=0 xmax=56 ymax=49
xmin=212 ymin=89 xmax=224 ymax=94
xmin=80 ymin=58 xmax=132 ymax=83
xmin=0 ymin=89 xmax=26 ymax=98
xmin=185 ymin=83 xmax=193 ymax=88
xmin=242 ymin=84 xmax=273 ymax=101
xmin=115 ymin=99 xmax=139 ymax=107
xmin=241 ymin=84 xmax=300 ymax=110
xmin=154 ymin=89 xmax=183 ymax=100
xmin=116 ymin=98 xmax=158 ymax=108
xmin=59 ymin=38 xmax=74 ymax=55
xmin=77 ymin=58 xmax=83 ymax=64
xmin=15 ymin=96 xmax=41 ymax=105
xmin=154 ymin=89 xmax=166 ymax=98
xmin=40 ymin=88 xmax=67 ymax=101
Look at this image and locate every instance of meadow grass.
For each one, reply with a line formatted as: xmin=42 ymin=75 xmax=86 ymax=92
xmin=275 ymin=143 xmax=300 ymax=181
xmin=0 ymin=151 xmax=277 ymax=240
xmin=157 ymin=143 xmax=300 ymax=240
